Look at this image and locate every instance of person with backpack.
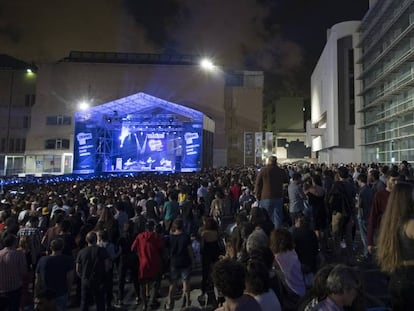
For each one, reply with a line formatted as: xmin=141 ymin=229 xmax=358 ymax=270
xmin=145 ymin=191 xmax=159 ymax=222
xmin=35 ymin=238 xmax=74 ymax=311
xmin=116 ymin=220 xmax=140 ymax=308
xmin=180 ymin=193 xmax=194 ymax=234
xmin=76 ymin=231 xmax=110 ymax=311
xmin=97 ymin=230 xmax=121 ymax=310
xmin=165 ymin=219 xmax=195 ymax=310
xmin=327 ymin=166 xmax=356 ymax=258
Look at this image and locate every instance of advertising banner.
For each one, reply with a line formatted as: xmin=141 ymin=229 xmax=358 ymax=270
xmin=73 ymin=121 xmax=97 ymax=174
xmin=265 ymin=132 xmax=274 ymax=155
xmin=244 ymin=132 xmax=254 ymax=165
xmin=244 ymin=132 xmax=254 ymax=157
xmin=255 ymin=132 xmax=263 ymax=158
xmin=181 ymin=122 xmax=202 ymax=172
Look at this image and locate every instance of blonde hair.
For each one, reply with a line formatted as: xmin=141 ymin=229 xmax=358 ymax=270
xmin=377 ymin=182 xmax=414 ymax=273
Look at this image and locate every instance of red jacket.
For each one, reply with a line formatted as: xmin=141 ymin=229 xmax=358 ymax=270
xmin=131 ymin=231 xmax=163 ymax=279
xmin=230 ymin=184 xmax=242 ymax=201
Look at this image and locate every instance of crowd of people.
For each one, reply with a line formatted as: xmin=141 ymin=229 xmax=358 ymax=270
xmin=0 ymin=157 xmax=413 ymax=311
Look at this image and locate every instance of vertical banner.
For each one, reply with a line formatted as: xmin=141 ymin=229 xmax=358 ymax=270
xmin=255 ymin=132 xmax=263 ymax=159
xmin=265 ymin=132 xmax=274 ymax=155
xmin=73 ymin=121 xmax=96 ymax=174
xmin=244 ymin=132 xmax=254 ymax=165
xmin=181 ymin=122 xmax=202 ymax=172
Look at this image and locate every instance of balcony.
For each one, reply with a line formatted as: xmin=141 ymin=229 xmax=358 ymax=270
xmin=359 ymin=97 xmax=414 ymax=128
xmin=358 ymin=0 xmax=412 ymax=63
xmin=358 ymin=48 xmax=414 ymax=94
xmin=359 ymin=0 xmax=394 ymax=44
xmin=360 ymin=70 xmax=414 ymax=111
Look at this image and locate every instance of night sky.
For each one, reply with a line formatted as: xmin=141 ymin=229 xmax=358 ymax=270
xmin=0 ymin=0 xmax=368 ymax=96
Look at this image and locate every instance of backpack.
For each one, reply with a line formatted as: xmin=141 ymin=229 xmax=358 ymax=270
xmin=85 ymin=247 xmax=105 ymax=286
xmin=328 ymin=182 xmax=352 ymax=217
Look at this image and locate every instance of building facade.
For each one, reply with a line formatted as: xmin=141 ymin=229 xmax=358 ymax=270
xmin=309 ymin=21 xmax=362 ymax=164
xmin=358 ymin=0 xmax=414 ymax=164
xmin=21 ymin=52 xmax=263 ymax=175
xmin=264 ymin=97 xmax=313 ymax=162
xmin=0 ymin=55 xmax=36 ymax=175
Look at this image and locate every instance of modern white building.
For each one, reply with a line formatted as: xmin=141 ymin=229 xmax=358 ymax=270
xmin=308 ymin=21 xmax=362 ymax=164
xmin=358 ymin=0 xmax=414 ymax=164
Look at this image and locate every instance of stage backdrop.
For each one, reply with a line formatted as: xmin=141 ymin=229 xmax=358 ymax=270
xmin=73 ymin=92 xmax=214 ymax=174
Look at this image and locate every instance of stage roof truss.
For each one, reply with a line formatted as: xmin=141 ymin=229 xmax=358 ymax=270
xmin=75 ymin=92 xmax=203 ymax=124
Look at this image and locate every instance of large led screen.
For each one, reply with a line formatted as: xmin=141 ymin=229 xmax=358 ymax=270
xmin=107 ymin=122 xmax=202 ymax=173
xmin=117 ymin=129 xmax=174 ymax=172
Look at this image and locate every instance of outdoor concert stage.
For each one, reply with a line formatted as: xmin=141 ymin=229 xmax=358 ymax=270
xmin=73 ymin=92 xmax=214 ymax=174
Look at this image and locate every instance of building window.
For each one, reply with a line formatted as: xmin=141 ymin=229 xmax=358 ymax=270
xmin=57 ymin=115 xmax=63 ymax=125
xmin=15 ymin=138 xmax=21 ymax=152
xmin=46 ymin=115 xmax=71 ymax=125
xmin=9 ymin=138 xmax=14 ymax=152
xmin=25 ymin=94 xmax=36 ymax=107
xmin=45 ymin=139 xmax=55 ymax=149
xmin=225 ymin=73 xmax=243 ymax=86
xmin=348 ymin=49 xmax=355 ymax=125
xmin=23 ymin=116 xmax=30 ymax=129
xmin=56 ymin=139 xmax=62 ymax=149
xmin=0 ymin=138 xmax=5 ymax=153
xmin=45 ymin=139 xmax=70 ymax=150
xmin=62 ymin=139 xmax=70 ymax=149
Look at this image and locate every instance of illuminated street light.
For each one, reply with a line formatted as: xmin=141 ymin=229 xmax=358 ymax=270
xmin=78 ymin=101 xmax=90 ymax=110
xmin=200 ymin=58 xmax=216 ymax=71
xmin=26 ymin=68 xmax=33 ymax=74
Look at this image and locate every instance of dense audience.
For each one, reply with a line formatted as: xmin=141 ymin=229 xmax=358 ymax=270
xmin=0 ymin=160 xmax=413 ymax=311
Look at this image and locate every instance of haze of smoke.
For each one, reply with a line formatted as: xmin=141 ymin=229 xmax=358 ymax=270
xmin=168 ymin=0 xmax=304 ymax=73
xmin=0 ymin=0 xmax=155 ymax=62
xmin=0 ymin=0 xmax=304 ymax=93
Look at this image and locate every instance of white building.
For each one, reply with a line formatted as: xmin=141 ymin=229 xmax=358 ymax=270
xmin=308 ymin=21 xmax=363 ymax=164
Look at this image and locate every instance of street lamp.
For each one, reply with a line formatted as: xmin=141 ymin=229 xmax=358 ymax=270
xmin=78 ymin=101 xmax=90 ymax=111
xmin=199 ymin=58 xmax=216 ymax=71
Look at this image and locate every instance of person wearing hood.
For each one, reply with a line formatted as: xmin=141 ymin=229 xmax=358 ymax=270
xmin=131 ymin=220 xmax=163 ymax=310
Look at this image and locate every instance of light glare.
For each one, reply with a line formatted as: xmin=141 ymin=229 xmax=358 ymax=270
xmin=200 ymin=58 xmax=216 ymax=71
xmin=78 ymin=101 xmax=90 ymax=111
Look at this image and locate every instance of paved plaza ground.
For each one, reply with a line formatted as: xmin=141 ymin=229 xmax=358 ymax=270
xmin=67 ymin=242 xmax=391 ymax=311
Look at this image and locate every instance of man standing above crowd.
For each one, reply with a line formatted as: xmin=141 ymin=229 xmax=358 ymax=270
xmin=255 ymin=156 xmax=289 ymax=229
